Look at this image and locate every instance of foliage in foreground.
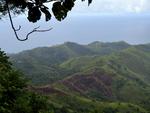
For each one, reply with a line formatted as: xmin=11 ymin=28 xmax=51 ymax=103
xmin=0 ymin=49 xmax=52 ymax=113
xmin=0 ymin=0 xmax=92 ymax=22
xmin=9 ymin=42 xmax=150 ymax=112
xmin=1 ymin=44 xmax=150 ymax=113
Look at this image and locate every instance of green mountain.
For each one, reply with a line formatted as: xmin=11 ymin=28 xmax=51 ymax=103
xmin=9 ymin=41 xmax=130 ymax=84
xmin=58 ymin=46 xmax=150 ymax=110
xmin=10 ymin=42 xmax=95 ymax=84
xmin=9 ymin=41 xmax=150 ymax=112
xmin=87 ymin=41 xmax=130 ymax=55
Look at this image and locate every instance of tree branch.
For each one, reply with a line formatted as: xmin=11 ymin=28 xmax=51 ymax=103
xmin=6 ymin=0 xmax=24 ymax=41
xmin=26 ymin=26 xmax=53 ymax=40
xmin=5 ymin=0 xmax=52 ymax=41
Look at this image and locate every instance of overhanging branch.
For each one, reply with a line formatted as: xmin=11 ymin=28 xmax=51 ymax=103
xmin=26 ymin=26 xmax=53 ymax=40
xmin=5 ymin=0 xmax=52 ymax=41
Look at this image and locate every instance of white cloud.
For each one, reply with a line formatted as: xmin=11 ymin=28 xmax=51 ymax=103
xmin=72 ymin=0 xmax=150 ymax=14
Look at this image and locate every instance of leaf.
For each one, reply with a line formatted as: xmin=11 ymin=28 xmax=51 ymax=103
xmin=40 ymin=6 xmax=51 ymax=21
xmin=88 ymin=0 xmax=92 ymax=5
xmin=63 ymin=0 xmax=74 ymax=11
xmin=52 ymin=2 xmax=68 ymax=21
xmin=27 ymin=6 xmax=41 ymax=23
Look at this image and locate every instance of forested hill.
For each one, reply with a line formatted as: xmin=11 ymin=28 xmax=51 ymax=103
xmin=9 ymin=41 xmax=150 ymax=112
xmin=9 ymin=41 xmax=131 ymax=84
xmin=9 ymin=41 xmax=150 ymax=85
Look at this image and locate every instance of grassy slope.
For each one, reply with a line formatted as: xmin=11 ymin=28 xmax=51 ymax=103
xmin=9 ymin=41 xmax=129 ymax=84
xmin=31 ymin=86 xmax=148 ymax=113
xmin=9 ymin=42 xmax=150 ymax=112
xmin=47 ymin=94 xmax=148 ymax=113
xmin=58 ymin=45 xmax=150 ymax=110
xmin=10 ymin=42 xmax=95 ymax=84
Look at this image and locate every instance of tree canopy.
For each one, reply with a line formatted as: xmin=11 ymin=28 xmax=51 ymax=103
xmin=0 ymin=0 xmax=92 ymax=22
xmin=0 ymin=49 xmax=54 ymax=113
xmin=0 ymin=0 xmax=93 ymax=41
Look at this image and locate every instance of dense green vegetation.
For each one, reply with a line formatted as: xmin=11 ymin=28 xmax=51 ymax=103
xmin=10 ymin=41 xmax=130 ymax=84
xmin=8 ymin=41 xmax=150 ymax=112
xmin=0 ymin=50 xmax=56 ymax=113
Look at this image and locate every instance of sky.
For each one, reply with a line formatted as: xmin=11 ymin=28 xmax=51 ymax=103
xmin=0 ymin=0 xmax=150 ymax=53
xmin=73 ymin=0 xmax=150 ymax=14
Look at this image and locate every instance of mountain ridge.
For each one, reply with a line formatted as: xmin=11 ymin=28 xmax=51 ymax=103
xmin=9 ymin=41 xmax=150 ymax=112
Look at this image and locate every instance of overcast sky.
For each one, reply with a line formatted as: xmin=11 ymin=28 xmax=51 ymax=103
xmin=0 ymin=0 xmax=150 ymax=53
xmin=73 ymin=0 xmax=150 ymax=14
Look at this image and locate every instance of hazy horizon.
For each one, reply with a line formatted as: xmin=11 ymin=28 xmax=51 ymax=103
xmin=1 ymin=0 xmax=150 ymax=53
xmin=1 ymin=14 xmax=150 ymax=53
xmin=6 ymin=40 xmax=150 ymax=54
